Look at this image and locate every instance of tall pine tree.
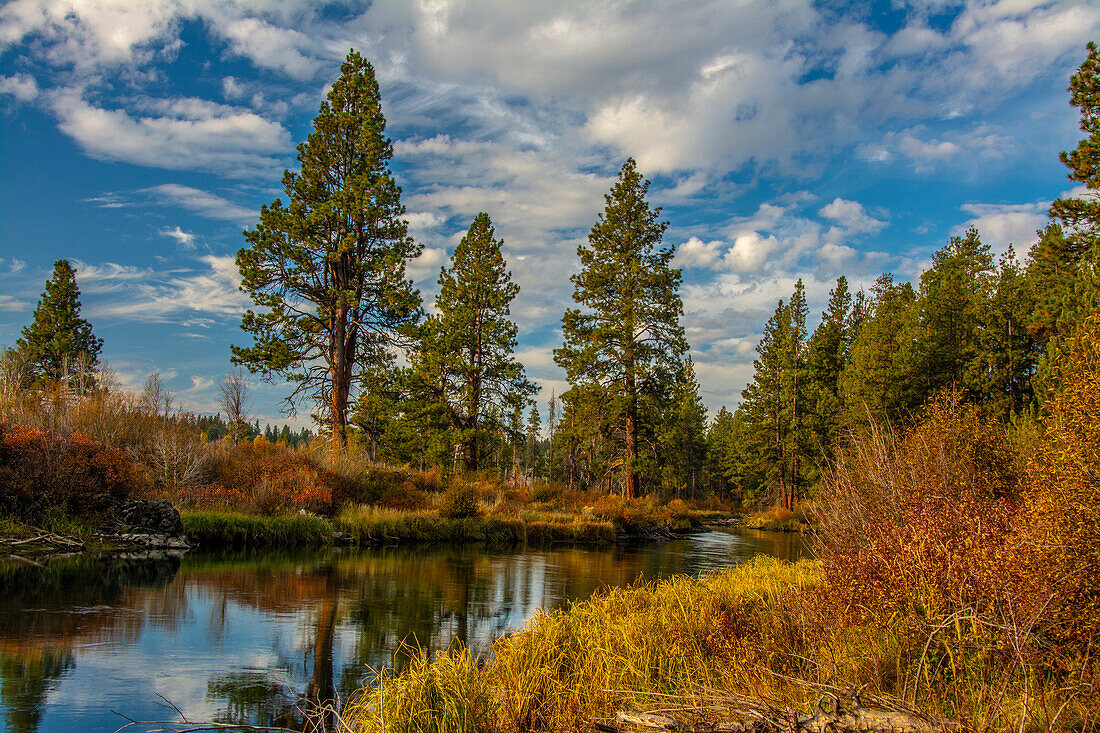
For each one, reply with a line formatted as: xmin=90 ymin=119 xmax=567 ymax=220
xmin=414 ymin=212 xmax=535 ymax=471
xmin=233 ymin=51 xmax=421 ymax=460
xmin=555 ymin=159 xmax=686 ymax=498
xmin=1049 ymin=41 xmax=1100 ymax=258
xmin=17 ymin=259 xmax=103 ymax=386
xmin=805 ymin=276 xmax=852 ymax=460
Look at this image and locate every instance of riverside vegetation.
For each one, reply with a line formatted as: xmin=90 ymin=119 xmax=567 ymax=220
xmin=3 ymin=42 xmax=1100 ymax=732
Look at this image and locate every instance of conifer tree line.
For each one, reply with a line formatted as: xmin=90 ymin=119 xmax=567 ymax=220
xmin=9 ymin=46 xmax=1099 ymax=507
xmin=226 ymin=45 xmax=1100 ymax=502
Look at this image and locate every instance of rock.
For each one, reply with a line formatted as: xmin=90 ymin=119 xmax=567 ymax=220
xmin=112 ymin=499 xmax=184 ymax=537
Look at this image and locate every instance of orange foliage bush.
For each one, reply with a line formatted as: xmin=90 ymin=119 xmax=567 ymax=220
xmin=1020 ymin=316 xmax=1100 ymax=661
xmin=0 ymin=423 xmax=145 ymax=519
xmin=188 ymin=438 xmax=344 ymax=515
xmin=816 ymin=392 xmax=1025 ymax=623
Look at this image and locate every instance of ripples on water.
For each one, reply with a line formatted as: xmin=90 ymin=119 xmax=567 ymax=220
xmin=0 ymin=528 xmax=807 ymax=733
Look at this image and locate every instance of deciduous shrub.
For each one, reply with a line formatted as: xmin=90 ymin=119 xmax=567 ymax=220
xmin=815 ymin=391 xmax=1023 ymax=623
xmin=438 ymin=483 xmax=482 ymax=519
xmin=0 ymin=424 xmax=145 ymax=520
xmin=191 ymin=438 xmax=343 ymax=514
xmin=1020 ymin=316 xmax=1100 ymax=663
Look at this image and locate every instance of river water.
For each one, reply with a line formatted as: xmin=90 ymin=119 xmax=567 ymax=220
xmin=0 ymin=528 xmax=806 ymax=733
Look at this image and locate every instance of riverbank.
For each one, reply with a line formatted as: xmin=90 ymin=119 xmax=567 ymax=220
xmin=0 ymin=501 xmax=731 ymax=555
xmin=341 ymin=554 xmax=1092 ymax=733
xmin=179 ymin=504 xmax=724 ymax=550
xmin=345 ymin=557 xmax=828 ymax=732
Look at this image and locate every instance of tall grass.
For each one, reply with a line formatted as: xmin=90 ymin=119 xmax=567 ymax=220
xmin=180 ymin=511 xmax=335 ymax=549
xmin=344 ymin=557 xmax=821 ymax=733
xmin=335 ymin=505 xmax=616 ymax=547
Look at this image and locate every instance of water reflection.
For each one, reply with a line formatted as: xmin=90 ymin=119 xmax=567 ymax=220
xmin=0 ymin=528 xmax=806 ymax=733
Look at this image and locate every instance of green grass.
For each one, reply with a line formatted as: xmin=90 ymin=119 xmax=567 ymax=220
xmin=180 ymin=510 xmax=336 ymax=549
xmin=334 ymin=505 xmax=617 ymax=547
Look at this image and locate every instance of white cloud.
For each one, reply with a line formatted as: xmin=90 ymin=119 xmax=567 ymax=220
xmin=50 ymin=89 xmax=291 ymax=177
xmin=858 ymin=126 xmax=1017 ymax=172
xmin=141 ymin=184 xmax=257 ymax=223
xmin=819 ymin=198 xmax=888 ymax=238
xmin=0 ymin=294 xmax=28 ymax=311
xmin=953 ymin=201 xmax=1047 ymax=255
xmin=0 ymin=72 xmax=37 ymax=102
xmin=81 ymin=255 xmax=249 ymax=323
xmin=161 ymin=226 xmax=196 ymax=249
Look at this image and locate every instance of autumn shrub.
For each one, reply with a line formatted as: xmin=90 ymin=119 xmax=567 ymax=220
xmin=815 ymin=391 xmax=1024 ymax=623
xmin=197 ymin=438 xmax=342 ymax=514
xmin=587 ymin=494 xmax=661 ymax=531
xmin=331 ymin=461 xmax=440 ymax=510
xmin=0 ymin=423 xmax=146 ymax=521
xmin=438 ymin=483 xmax=483 ymax=519
xmin=1018 ymin=316 xmax=1100 ymax=665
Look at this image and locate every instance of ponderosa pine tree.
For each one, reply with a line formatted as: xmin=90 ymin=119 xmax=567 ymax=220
xmin=741 ymin=299 xmax=791 ymax=509
xmin=17 ymin=259 xmax=103 ymax=386
xmin=1049 ymin=41 xmax=1100 ymax=258
xmin=526 ymin=406 xmax=541 ymax=477
xmin=982 ymin=248 xmax=1039 ymax=416
xmin=741 ymin=280 xmax=809 ymax=511
xmin=805 ymin=276 xmax=852 ymax=459
xmin=663 ymin=356 xmax=708 ymax=498
xmin=916 ymin=226 xmax=995 ymax=400
xmin=841 ymin=274 xmax=919 ymax=424
xmin=555 ymin=159 xmax=686 ymax=498
xmin=414 ymin=212 xmax=535 ymax=471
xmin=233 ymin=51 xmax=421 ymax=460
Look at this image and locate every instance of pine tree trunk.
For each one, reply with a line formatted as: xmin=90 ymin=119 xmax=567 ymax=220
xmin=463 ymin=426 xmax=478 ymax=472
xmin=330 ymin=304 xmax=349 ymax=463
xmin=624 ymin=397 xmax=639 ymax=499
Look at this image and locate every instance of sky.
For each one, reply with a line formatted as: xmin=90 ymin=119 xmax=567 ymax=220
xmin=1 ymin=0 xmax=1097 ymax=430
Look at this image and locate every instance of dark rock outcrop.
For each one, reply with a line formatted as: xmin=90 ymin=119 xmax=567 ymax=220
xmin=112 ymin=499 xmax=184 ymax=537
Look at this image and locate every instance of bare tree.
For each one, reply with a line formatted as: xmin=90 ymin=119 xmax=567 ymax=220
xmin=219 ymin=369 xmax=251 ymax=444
xmin=142 ymin=371 xmax=173 ymax=419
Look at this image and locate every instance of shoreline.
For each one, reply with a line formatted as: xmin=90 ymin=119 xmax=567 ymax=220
xmin=0 ymin=507 xmax=754 ymax=558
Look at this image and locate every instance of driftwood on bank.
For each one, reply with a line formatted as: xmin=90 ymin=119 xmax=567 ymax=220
xmin=593 ymin=684 xmax=956 ymax=733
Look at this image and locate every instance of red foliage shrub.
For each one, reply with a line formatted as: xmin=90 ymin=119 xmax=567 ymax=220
xmin=199 ymin=440 xmax=342 ymax=515
xmin=0 ymin=423 xmax=145 ymax=519
xmin=815 ymin=392 xmax=1025 ymax=623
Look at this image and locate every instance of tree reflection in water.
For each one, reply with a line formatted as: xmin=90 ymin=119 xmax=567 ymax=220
xmin=0 ymin=528 xmax=805 ymax=733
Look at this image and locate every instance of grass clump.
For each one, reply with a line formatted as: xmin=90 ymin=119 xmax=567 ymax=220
xmin=180 ymin=510 xmax=334 ymax=549
xmin=349 ymin=645 xmax=493 ymax=733
xmin=334 ymin=504 xmax=616 ymax=547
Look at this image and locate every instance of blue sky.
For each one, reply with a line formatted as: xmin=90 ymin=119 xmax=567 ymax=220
xmin=0 ymin=0 xmax=1096 ymax=428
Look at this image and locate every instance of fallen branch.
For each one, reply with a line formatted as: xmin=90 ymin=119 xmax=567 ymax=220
xmin=595 ymin=683 xmax=956 ymax=733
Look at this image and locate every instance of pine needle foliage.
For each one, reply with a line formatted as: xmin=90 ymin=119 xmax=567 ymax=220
xmin=233 ymin=50 xmax=421 ymax=460
xmin=16 ymin=259 xmax=102 ymax=386
xmin=555 ymin=159 xmax=686 ymax=498
xmin=415 ymin=213 xmax=535 ymax=471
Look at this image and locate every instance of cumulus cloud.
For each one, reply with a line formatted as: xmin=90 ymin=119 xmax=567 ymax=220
xmin=819 ymin=198 xmax=888 ymax=238
xmin=953 ymin=201 xmax=1048 ymax=255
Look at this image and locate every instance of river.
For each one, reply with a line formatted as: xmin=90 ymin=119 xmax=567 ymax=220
xmin=0 ymin=528 xmax=806 ymax=733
